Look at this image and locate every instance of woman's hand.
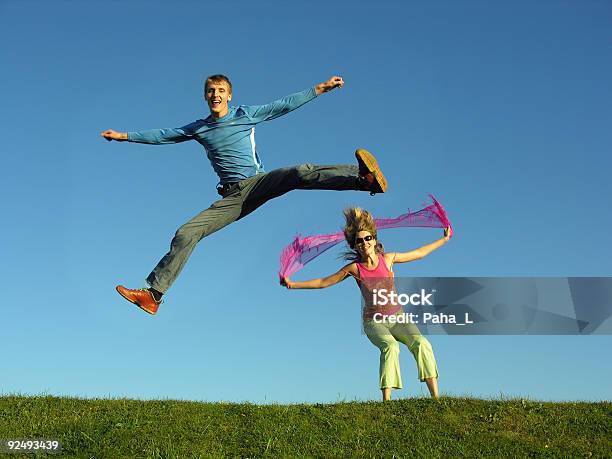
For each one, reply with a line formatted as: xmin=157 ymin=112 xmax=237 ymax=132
xmin=443 ymin=226 xmax=453 ymax=241
xmin=280 ymin=276 xmax=293 ymax=289
xmin=280 ymin=267 xmax=351 ymax=289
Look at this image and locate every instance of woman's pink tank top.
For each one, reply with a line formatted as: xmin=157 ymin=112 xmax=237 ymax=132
xmin=355 ymin=253 xmax=402 ymax=320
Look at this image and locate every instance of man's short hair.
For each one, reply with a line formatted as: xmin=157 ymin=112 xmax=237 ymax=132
xmin=205 ymin=74 xmax=232 ymax=94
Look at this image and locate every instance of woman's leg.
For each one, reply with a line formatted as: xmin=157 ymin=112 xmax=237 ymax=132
xmin=364 ymin=320 xmax=402 ymax=401
xmin=425 ymin=377 xmax=439 ymax=398
xmin=392 ymin=321 xmax=440 ymax=398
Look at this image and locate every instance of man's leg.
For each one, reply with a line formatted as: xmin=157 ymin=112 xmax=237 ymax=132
xmin=116 ymin=189 xmax=243 ymax=314
xmin=238 ymin=163 xmax=358 ymax=217
xmin=147 ymin=191 xmax=243 ymax=293
xmin=238 ymin=148 xmax=387 ymax=218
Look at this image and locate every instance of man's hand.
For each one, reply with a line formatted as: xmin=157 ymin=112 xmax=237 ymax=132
xmin=101 ymin=129 xmax=128 ymax=142
xmin=315 ymin=76 xmax=344 ymax=96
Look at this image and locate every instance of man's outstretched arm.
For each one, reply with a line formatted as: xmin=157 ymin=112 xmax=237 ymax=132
xmin=243 ymin=75 xmax=344 ymax=123
xmin=101 ymin=124 xmax=196 ymax=144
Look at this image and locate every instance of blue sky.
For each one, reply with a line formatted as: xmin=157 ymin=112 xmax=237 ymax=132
xmin=1 ymin=0 xmax=611 ymax=403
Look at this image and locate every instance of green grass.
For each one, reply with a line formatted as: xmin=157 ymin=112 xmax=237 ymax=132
xmin=0 ymin=395 xmax=610 ymax=458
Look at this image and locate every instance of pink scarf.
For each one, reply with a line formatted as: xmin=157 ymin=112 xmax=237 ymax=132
xmin=279 ymin=195 xmax=452 ymax=278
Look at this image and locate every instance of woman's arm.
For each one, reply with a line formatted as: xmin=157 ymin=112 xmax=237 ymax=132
xmin=281 ymin=263 xmax=356 ymax=289
xmin=388 ymin=226 xmax=452 ymax=265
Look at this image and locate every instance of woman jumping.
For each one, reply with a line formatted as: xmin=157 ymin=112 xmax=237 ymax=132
xmin=281 ymin=208 xmax=451 ymax=401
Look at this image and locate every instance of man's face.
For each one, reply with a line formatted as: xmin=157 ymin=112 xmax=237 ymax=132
xmin=205 ymin=80 xmax=232 ymax=118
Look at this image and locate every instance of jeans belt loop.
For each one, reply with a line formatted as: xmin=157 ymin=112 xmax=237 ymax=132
xmin=217 ymin=182 xmax=238 ymax=198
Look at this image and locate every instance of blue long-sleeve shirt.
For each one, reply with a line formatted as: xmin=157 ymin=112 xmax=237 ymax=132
xmin=127 ymin=87 xmax=318 ymax=185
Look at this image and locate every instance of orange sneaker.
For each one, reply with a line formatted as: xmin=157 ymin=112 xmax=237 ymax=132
xmin=116 ymin=285 xmax=161 ymax=315
xmin=355 ymin=148 xmax=388 ymax=195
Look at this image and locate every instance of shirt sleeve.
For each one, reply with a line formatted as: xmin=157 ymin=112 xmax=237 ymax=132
xmin=240 ymin=87 xmax=317 ymax=123
xmin=127 ymin=121 xmax=200 ymax=144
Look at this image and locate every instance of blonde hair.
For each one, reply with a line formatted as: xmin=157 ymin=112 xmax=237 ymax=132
xmin=204 ymin=74 xmax=232 ymax=94
xmin=342 ymin=207 xmax=384 ymax=260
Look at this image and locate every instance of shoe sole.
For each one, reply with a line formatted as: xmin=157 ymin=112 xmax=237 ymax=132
xmin=355 ymin=148 xmax=388 ymax=193
xmin=116 ymin=286 xmax=157 ymax=315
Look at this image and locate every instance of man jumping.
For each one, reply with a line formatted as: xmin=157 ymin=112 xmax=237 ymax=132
xmin=102 ymin=74 xmax=387 ymax=315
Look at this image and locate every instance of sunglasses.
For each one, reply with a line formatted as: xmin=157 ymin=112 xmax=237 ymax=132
xmin=355 ymin=235 xmax=374 ymax=245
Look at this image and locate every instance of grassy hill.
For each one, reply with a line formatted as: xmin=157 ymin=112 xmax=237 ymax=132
xmin=0 ymin=396 xmax=610 ymax=457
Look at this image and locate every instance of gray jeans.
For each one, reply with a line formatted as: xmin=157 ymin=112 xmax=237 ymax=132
xmin=146 ymin=163 xmax=360 ymax=293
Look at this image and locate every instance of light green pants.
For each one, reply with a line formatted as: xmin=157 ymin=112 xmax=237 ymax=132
xmin=364 ymin=315 xmax=438 ymax=389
